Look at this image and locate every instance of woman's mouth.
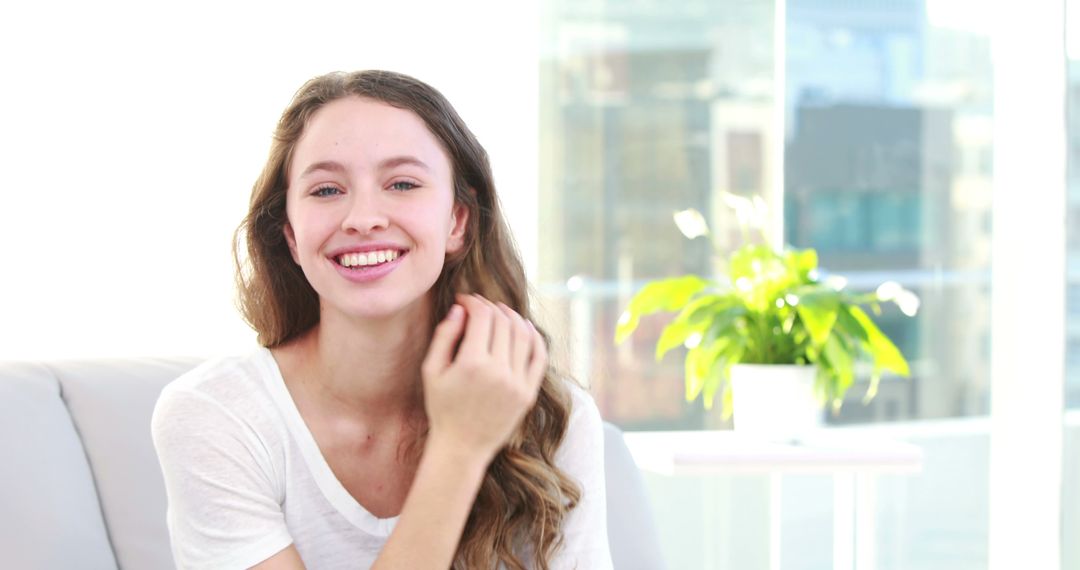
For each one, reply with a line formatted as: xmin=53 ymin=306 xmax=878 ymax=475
xmin=334 ymin=249 xmax=405 ymax=270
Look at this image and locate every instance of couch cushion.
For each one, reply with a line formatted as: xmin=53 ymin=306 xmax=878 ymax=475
xmin=0 ymin=362 xmax=118 ymax=569
xmin=52 ymin=357 xmax=202 ymax=570
xmin=604 ymin=422 xmax=667 ymax=570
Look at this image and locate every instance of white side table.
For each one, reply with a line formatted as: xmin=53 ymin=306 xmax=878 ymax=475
xmin=622 ymin=430 xmax=924 ymax=570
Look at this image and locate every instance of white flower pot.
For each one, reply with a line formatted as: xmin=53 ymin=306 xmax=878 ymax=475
xmin=730 ymin=364 xmax=823 ymax=440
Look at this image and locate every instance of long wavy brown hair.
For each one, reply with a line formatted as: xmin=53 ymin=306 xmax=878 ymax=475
xmin=232 ymin=70 xmax=581 ymax=569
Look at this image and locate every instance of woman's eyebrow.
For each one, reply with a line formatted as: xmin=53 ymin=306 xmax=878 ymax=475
xmin=297 ymin=156 xmax=431 ymax=179
xmin=378 ymin=155 xmax=431 ymax=172
xmin=298 ymin=160 xmax=346 ymax=179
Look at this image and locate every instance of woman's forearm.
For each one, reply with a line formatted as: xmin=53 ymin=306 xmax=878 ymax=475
xmin=370 ymin=435 xmax=491 ymax=570
xmin=373 ymin=294 xmax=547 ymax=568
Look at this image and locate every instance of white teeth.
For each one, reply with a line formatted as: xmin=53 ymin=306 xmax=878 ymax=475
xmin=337 ymin=249 xmax=401 ymax=268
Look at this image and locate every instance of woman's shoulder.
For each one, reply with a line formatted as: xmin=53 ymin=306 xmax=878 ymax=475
xmin=554 ymin=377 xmax=605 ymax=463
xmin=153 ymin=347 xmax=281 ymax=437
xmin=559 ymin=377 xmax=602 ymax=427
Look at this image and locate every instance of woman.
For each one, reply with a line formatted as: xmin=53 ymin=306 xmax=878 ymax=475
xmin=151 ymin=70 xmax=612 ymax=569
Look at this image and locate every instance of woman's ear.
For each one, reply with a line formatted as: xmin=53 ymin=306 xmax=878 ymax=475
xmin=284 ymin=222 xmax=300 ymax=264
xmin=446 ymin=200 xmax=470 ymax=254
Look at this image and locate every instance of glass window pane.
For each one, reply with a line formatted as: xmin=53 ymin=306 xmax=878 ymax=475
xmin=539 ymin=0 xmax=991 ymax=427
xmin=1064 ymin=1 xmax=1080 ymax=567
xmin=785 ymin=5 xmax=993 ymax=424
xmin=540 ymin=0 xmax=776 ymax=430
xmin=540 ymin=1 xmax=997 ymax=568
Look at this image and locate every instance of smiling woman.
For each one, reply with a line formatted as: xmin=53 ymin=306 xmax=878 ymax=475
xmin=281 ymin=96 xmax=467 ymax=321
xmin=150 ymin=71 xmax=613 ymax=570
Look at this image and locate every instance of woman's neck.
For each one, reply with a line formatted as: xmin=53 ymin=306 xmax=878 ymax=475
xmin=281 ymin=299 xmax=434 ymax=428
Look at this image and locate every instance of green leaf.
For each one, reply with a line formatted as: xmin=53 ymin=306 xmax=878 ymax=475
xmin=654 ymin=294 xmax=730 ymax=360
xmin=701 ymin=373 xmax=722 ymax=411
xmin=655 ymin=320 xmax=694 ymax=361
xmin=799 ymin=248 xmax=819 ymax=274
xmin=615 ymin=275 xmax=711 ymax=345
xmin=703 ymin=341 xmax=742 ymax=416
xmin=787 ymin=248 xmax=819 ymax=282
xmin=630 ymin=275 xmax=710 ymax=314
xmin=684 ymin=334 xmax=740 ymax=412
xmin=823 ymin=334 xmax=854 ymax=393
xmin=614 ymin=311 xmax=640 ymax=345
xmin=701 ymin=305 xmax=748 ymax=346
xmin=684 ymin=345 xmax=707 ymax=402
xmin=834 ymin=304 xmax=871 ymax=345
xmin=863 ymin=370 xmax=881 ymax=404
xmin=795 ymin=289 xmax=840 ymax=348
xmin=847 ymin=306 xmax=910 ymax=376
xmin=719 ymin=381 xmax=735 ymax=420
xmin=728 ymin=245 xmax=778 ymax=282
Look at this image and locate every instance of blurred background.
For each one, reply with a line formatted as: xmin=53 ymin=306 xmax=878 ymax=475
xmin=0 ymin=0 xmax=1074 ymax=568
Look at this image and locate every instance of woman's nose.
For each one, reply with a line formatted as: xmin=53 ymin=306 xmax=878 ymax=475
xmin=340 ymin=189 xmax=389 ymax=234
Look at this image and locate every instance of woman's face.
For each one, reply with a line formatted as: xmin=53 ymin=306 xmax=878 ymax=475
xmin=283 ymin=96 xmax=468 ymax=321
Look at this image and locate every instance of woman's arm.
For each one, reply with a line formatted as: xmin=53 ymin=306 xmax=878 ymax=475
xmin=367 ymin=434 xmax=489 ymax=569
xmin=152 ymin=385 xmax=295 ymax=570
xmin=370 ymin=295 xmax=548 ymax=569
xmin=249 ymin=545 xmax=305 ymax=569
xmin=251 ymin=435 xmax=490 ymax=570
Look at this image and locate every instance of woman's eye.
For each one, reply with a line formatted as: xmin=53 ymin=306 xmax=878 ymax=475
xmin=312 ymin=186 xmax=342 ymax=197
xmin=390 ymin=181 xmax=417 ymax=192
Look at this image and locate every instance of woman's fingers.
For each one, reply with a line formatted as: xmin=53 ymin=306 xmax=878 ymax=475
xmin=525 ymin=321 xmax=548 ymax=392
xmin=421 ymin=294 xmax=551 ymax=460
xmin=498 ymin=303 xmax=532 ymax=374
xmin=455 ymin=294 xmax=494 ymax=359
xmin=487 ymin=300 xmax=512 ymax=363
xmin=421 ymin=304 xmax=466 ymax=375
xmin=493 ymin=303 xmax=524 ymax=367
xmin=451 ymin=293 xmax=546 ymax=385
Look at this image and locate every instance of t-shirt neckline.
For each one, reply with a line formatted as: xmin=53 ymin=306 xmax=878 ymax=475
xmin=255 ymin=345 xmax=400 ymax=537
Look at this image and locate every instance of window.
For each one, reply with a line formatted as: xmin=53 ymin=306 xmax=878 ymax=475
xmin=539 ymin=0 xmax=992 ymax=428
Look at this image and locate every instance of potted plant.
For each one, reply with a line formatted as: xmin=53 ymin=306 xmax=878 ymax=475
xmin=614 ymin=195 xmax=917 ymax=436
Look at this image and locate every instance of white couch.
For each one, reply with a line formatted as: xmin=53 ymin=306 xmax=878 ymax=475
xmin=0 ymin=356 xmax=665 ymax=569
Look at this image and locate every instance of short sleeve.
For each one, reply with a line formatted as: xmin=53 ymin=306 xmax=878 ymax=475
xmin=550 ymin=382 xmax=615 ymax=569
xmin=151 ymin=385 xmax=293 ymax=570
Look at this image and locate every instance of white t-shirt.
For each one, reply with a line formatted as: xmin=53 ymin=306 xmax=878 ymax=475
xmin=151 ymin=346 xmax=613 ymax=570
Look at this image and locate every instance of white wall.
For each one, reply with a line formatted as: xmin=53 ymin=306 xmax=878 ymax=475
xmin=0 ymin=0 xmax=538 ymax=359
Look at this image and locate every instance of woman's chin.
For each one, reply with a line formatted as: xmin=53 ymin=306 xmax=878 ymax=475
xmin=323 ymin=298 xmax=431 ymax=325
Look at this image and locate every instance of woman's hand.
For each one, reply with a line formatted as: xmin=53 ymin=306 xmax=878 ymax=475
xmin=421 ymin=293 xmax=548 ymax=463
